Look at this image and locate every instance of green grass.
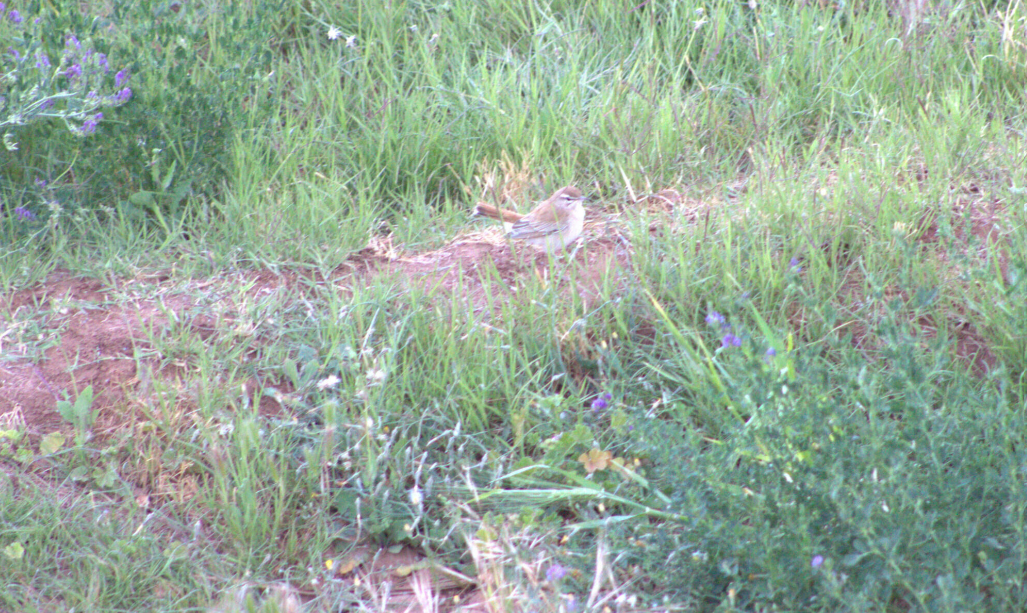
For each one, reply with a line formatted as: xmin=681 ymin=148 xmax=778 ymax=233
xmin=2 ymin=0 xmax=1027 ymax=610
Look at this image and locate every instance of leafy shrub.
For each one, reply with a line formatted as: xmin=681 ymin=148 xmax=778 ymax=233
xmin=620 ymin=285 xmax=1027 ymax=610
xmin=1 ymin=1 xmax=278 ymax=233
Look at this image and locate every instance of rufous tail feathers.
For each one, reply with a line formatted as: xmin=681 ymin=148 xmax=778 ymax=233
xmin=473 ymin=202 xmax=523 ymax=223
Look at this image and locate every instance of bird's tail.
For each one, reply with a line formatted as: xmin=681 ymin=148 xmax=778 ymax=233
xmin=473 ymin=203 xmax=523 ymax=223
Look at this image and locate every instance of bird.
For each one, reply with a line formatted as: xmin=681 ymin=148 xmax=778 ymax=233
xmin=472 ymin=186 xmax=586 ymax=253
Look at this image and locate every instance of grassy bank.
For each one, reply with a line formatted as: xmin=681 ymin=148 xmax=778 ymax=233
xmin=2 ymin=0 xmax=1026 ymax=610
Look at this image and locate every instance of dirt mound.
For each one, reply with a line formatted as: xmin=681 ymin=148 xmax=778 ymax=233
xmin=0 ymin=224 xmax=632 ymax=439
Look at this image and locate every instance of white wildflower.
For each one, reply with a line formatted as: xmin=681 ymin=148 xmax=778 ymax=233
xmin=316 ymin=374 xmax=341 ymax=390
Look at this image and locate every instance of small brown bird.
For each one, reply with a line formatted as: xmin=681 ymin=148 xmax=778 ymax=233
xmin=473 ymin=186 xmax=586 ymax=252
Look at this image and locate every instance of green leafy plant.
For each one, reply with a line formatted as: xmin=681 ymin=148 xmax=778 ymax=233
xmin=56 ymin=385 xmax=97 ymax=439
xmin=607 ymin=280 xmax=1027 ymax=610
xmin=0 ymin=9 xmax=132 ymax=148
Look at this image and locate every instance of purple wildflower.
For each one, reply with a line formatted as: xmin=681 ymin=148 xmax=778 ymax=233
xmin=721 ymin=333 xmax=741 ymax=348
xmin=115 ymin=69 xmax=129 ymax=87
xmin=81 ymin=112 xmax=103 ymax=134
xmin=40 ymin=99 xmax=54 ymax=110
xmin=545 ymin=564 xmax=567 ymax=582
xmin=705 ymin=311 xmax=725 ymax=326
xmin=66 ymin=35 xmax=81 ymax=51
xmin=765 ymin=347 xmax=776 ymax=357
xmin=96 ymin=53 xmax=108 ymax=72
xmin=811 ymin=555 xmax=824 ymax=569
xmin=591 ymin=394 xmax=609 ymax=411
xmin=14 ymin=207 xmax=37 ymax=221
xmin=789 ymin=257 xmax=801 ymax=272
xmin=35 ymin=52 xmax=51 ymax=69
xmin=113 ymin=87 xmax=132 ymax=104
xmin=8 ymin=47 xmax=20 ymax=61
xmin=34 ymin=178 xmax=47 ymax=188
xmin=66 ymin=63 xmax=82 ymax=81
xmin=0 ymin=4 xmax=6 ymax=15
xmin=8 ymin=9 xmax=21 ymax=23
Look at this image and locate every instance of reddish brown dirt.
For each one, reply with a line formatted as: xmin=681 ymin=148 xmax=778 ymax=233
xmin=0 ymin=222 xmax=633 ymax=441
xmin=348 ymin=223 xmax=632 ymax=313
xmin=0 ymin=224 xmax=634 ymax=609
xmin=0 ymin=270 xmax=292 ymax=440
xmin=0 ymin=189 xmax=1013 ymax=439
xmin=0 ymin=193 xmax=1014 ymax=611
xmin=2 ymin=272 xmax=145 ymax=436
xmin=916 ymin=191 xmax=1013 ymax=283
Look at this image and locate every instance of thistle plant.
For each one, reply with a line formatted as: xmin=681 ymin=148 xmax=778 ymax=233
xmin=0 ymin=4 xmax=132 ymax=152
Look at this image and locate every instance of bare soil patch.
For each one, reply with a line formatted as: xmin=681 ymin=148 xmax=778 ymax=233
xmin=0 ymin=222 xmax=633 ymax=441
xmin=0 ymin=193 xmax=1011 ymax=439
xmin=348 ymin=221 xmax=632 ymax=312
